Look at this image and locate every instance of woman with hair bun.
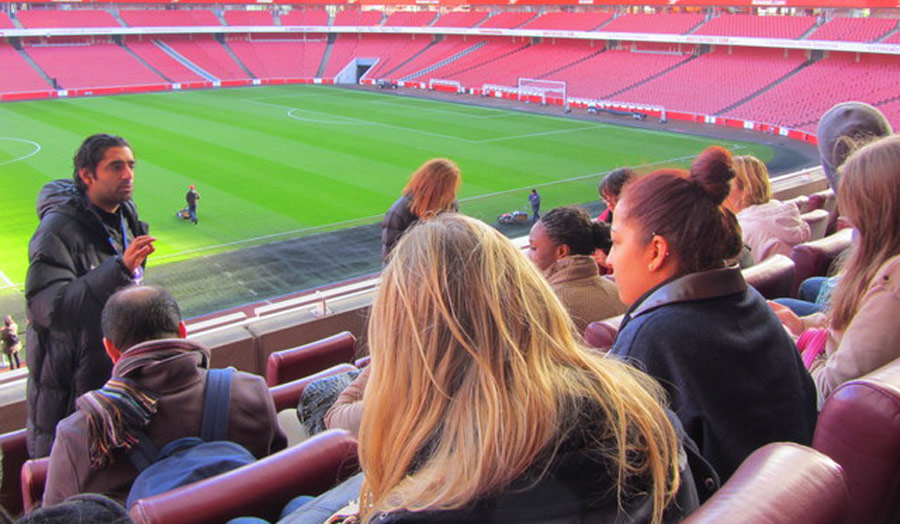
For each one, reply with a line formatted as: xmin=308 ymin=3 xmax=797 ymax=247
xmin=355 ymin=214 xmax=698 ymax=524
xmin=527 ymin=206 xmax=626 ymax=332
xmin=607 ymin=146 xmax=817 ymax=490
xmin=725 ymin=155 xmax=810 ymax=263
xmin=381 ymin=158 xmax=461 ymax=263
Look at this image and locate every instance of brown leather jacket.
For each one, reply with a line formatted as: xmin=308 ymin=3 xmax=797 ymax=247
xmin=544 ymin=256 xmax=626 ymax=333
xmin=43 ymin=338 xmax=286 ymax=506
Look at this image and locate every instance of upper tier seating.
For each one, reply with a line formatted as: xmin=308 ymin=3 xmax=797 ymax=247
xmin=807 ymin=17 xmax=897 ymax=42
xmin=437 ymin=39 xmax=596 ymax=89
xmin=599 ymin=13 xmax=706 ymax=35
xmin=16 ymin=9 xmax=119 ymax=29
xmin=551 ymin=47 xmax=690 ymax=100
xmin=280 ymin=10 xmax=329 ymax=26
xmin=0 ymin=43 xmax=51 ymax=93
xmin=521 ymin=11 xmax=613 ymax=31
xmin=384 ymin=11 xmax=436 ymax=27
xmin=228 ymin=37 xmax=327 ymax=79
xmin=614 ymin=47 xmax=806 ymax=115
xmin=223 ymin=10 xmax=274 ymax=27
xmin=125 ymin=38 xmax=206 ymax=83
xmin=25 ymin=42 xmax=164 ymax=89
xmin=433 ymin=11 xmax=489 ymax=28
xmin=160 ymin=36 xmax=250 ymax=80
xmin=324 ymin=34 xmax=431 ymax=79
xmin=386 ymin=35 xmax=480 ymax=80
xmin=480 ymin=11 xmax=536 ymax=29
xmin=694 ymin=14 xmax=817 ymax=39
xmin=728 ymin=52 xmax=900 ymax=131
xmin=0 ymin=12 xmax=14 ymax=29
xmin=333 ymin=10 xmax=383 ymax=27
xmin=874 ymin=99 xmax=900 ymax=132
xmin=121 ymin=9 xmax=221 ymax=27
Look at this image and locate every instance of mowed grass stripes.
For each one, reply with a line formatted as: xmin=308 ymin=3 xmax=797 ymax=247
xmin=0 ymin=85 xmax=774 ymax=286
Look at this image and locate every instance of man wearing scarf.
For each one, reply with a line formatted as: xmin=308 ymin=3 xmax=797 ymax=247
xmin=42 ymin=286 xmax=286 ymax=507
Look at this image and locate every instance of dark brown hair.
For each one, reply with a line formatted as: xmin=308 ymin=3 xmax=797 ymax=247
xmin=540 ymin=206 xmax=612 ymax=255
xmin=619 ymin=146 xmax=742 ymax=274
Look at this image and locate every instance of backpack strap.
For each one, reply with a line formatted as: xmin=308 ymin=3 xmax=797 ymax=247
xmin=201 ymin=367 xmax=235 ymax=442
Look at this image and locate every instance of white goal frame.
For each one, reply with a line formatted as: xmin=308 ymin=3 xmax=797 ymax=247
xmin=429 ymin=78 xmax=464 ymax=93
xmin=517 ymin=78 xmax=567 ymax=105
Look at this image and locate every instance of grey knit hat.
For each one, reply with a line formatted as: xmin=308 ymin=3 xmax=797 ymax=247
xmin=817 ymin=102 xmax=892 ymax=193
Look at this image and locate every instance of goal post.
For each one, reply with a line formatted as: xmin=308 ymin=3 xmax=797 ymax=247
xmin=429 ymin=78 xmax=464 ymax=94
xmin=518 ymin=78 xmax=567 ymax=106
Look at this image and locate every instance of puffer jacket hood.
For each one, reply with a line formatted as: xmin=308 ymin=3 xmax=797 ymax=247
xmin=36 ymin=179 xmax=81 ymax=220
xmin=738 ymin=200 xmax=811 ymax=263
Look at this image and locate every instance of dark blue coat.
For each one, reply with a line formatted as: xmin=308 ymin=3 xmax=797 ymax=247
xmin=610 ymin=266 xmax=817 ymax=484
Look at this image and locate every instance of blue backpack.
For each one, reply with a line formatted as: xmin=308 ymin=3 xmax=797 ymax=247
xmin=125 ymin=368 xmax=256 ymax=508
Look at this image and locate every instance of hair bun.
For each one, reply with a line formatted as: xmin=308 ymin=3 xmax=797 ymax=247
xmin=690 ymin=146 xmax=735 ymax=205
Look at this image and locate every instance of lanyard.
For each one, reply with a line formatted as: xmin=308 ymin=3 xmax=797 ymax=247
xmin=108 ymin=214 xmax=143 ymax=283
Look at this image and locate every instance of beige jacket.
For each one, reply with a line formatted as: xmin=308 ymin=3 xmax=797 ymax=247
xmin=544 ymin=256 xmax=627 ymax=334
xmin=809 ymin=254 xmax=900 ymax=409
xmin=324 ymin=366 xmax=370 ymax=438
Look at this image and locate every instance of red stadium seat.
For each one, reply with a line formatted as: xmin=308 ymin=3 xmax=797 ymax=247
xmin=583 ymin=320 xmax=618 ymax=351
xmin=269 ymin=363 xmax=358 ymax=413
xmin=742 ymin=254 xmax=796 ymax=300
xmin=789 ymin=228 xmax=852 ymax=296
xmin=20 ymin=457 xmax=49 ymax=514
xmin=813 ymin=357 xmax=900 ymax=524
xmin=265 ymin=331 xmax=357 ymax=387
xmin=684 ymin=443 xmax=848 ymax=524
xmin=130 ymin=429 xmax=360 ymax=524
xmin=0 ymin=429 xmax=28 ymax=516
xmin=801 ymin=209 xmax=831 ymax=241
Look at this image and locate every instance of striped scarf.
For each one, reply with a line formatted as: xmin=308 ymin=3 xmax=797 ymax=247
xmin=78 ymin=378 xmax=159 ymax=469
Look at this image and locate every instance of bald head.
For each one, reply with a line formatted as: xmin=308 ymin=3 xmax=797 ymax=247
xmin=101 ymin=285 xmax=182 ymax=352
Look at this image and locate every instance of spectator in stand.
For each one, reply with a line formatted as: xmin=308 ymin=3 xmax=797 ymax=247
xmin=817 ymin=102 xmax=893 ymax=193
xmin=725 ymin=155 xmax=810 ymax=264
xmin=381 ymin=158 xmax=460 ymax=263
xmin=1 ymin=315 xmax=21 ymax=370
xmin=597 ymin=167 xmax=635 ymax=223
xmin=527 ymin=206 xmax=626 ymax=333
xmin=607 ymin=146 xmax=817 ymax=491
xmin=770 ymin=135 xmax=900 ymax=409
xmin=349 ymin=214 xmax=698 ymax=523
xmin=43 ymin=285 xmax=286 ymax=506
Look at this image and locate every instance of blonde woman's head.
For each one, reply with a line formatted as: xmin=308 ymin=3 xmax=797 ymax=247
xmin=727 ymin=155 xmax=771 ymax=212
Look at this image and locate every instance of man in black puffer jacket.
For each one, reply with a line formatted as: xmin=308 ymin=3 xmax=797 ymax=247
xmin=25 ymin=134 xmax=155 ymax=458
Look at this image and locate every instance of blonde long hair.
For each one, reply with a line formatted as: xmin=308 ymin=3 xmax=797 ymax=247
xmin=730 ymin=155 xmax=772 ymax=210
xmin=830 ymin=135 xmax=900 ymax=331
xmin=402 ymin=158 xmax=461 ymax=218
xmin=358 ymin=214 xmax=681 ymax=523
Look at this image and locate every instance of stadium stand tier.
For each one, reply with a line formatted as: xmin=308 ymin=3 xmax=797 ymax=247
xmin=386 ymin=35 xmax=481 ymax=80
xmin=384 ymin=11 xmax=436 ymax=27
xmin=25 ymin=42 xmax=165 ymax=89
xmin=324 ymin=34 xmax=432 ymax=79
xmin=120 ymin=9 xmax=221 ymax=27
xmin=15 ymin=9 xmax=120 ymax=29
xmin=693 ymin=14 xmax=817 ymax=39
xmin=598 ymin=12 xmax=706 ymax=34
xmin=332 ymin=9 xmax=383 ymax=26
xmin=280 ymin=10 xmax=329 ymax=26
xmin=521 ymin=11 xmax=613 ymax=31
xmin=807 ymin=16 xmax=897 ymax=42
xmin=159 ymin=35 xmax=251 ymax=80
xmin=432 ymin=11 xmax=489 ymax=28
xmin=124 ymin=37 xmax=207 ymax=83
xmin=0 ymin=12 xmax=14 ymax=29
xmin=0 ymin=43 xmax=51 ymax=93
xmin=223 ymin=10 xmax=275 ymax=27
xmin=227 ymin=36 xmax=327 ymax=79
xmin=479 ymin=11 xmax=537 ymax=29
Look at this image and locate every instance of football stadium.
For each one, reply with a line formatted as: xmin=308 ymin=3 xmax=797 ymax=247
xmin=1 ymin=0 xmax=899 ymax=521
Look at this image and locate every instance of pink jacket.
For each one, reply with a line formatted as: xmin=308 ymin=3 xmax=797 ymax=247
xmin=738 ymin=200 xmax=811 ymax=264
xmin=809 ymin=254 xmax=900 ymax=409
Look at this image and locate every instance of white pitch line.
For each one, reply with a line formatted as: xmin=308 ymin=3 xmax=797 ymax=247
xmin=478 ymin=125 xmax=604 ymax=143
xmin=371 ymin=99 xmax=512 ymax=119
xmin=0 ymin=138 xmax=42 ymax=166
xmin=0 ymin=270 xmax=14 ymax=287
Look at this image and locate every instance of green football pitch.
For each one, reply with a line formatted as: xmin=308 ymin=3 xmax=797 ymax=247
xmin=0 ymin=84 xmax=774 ymax=290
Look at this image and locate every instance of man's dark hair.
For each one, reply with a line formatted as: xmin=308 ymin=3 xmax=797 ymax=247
xmin=72 ymin=134 xmax=131 ymax=192
xmin=598 ymin=167 xmax=635 ymax=199
xmin=101 ymin=286 xmax=181 ymax=351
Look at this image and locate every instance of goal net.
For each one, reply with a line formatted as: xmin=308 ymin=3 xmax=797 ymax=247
xmin=429 ymin=78 xmax=464 ymax=94
xmin=518 ymin=78 xmax=567 ymax=105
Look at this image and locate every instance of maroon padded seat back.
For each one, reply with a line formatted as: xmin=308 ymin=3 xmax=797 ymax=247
xmin=0 ymin=429 xmax=27 ymax=516
xmin=811 ymin=189 xmax=837 ymax=215
xmin=265 ymin=331 xmax=356 ymax=387
xmin=583 ymin=321 xmax=618 ymax=351
xmin=684 ymin=443 xmax=848 ymax=524
xmin=790 ymin=228 xmax=852 ymax=296
xmin=801 ymin=209 xmax=830 ymax=241
xmin=20 ymin=457 xmax=49 ymax=514
xmin=742 ymin=254 xmax=796 ymax=300
xmin=269 ymin=363 xmax=358 ymax=412
xmin=130 ymin=429 xmax=360 ymax=524
xmin=813 ymin=357 xmax=900 ymax=524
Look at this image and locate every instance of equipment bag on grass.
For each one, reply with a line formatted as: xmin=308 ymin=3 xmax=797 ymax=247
xmin=126 ymin=367 xmax=255 ymax=507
